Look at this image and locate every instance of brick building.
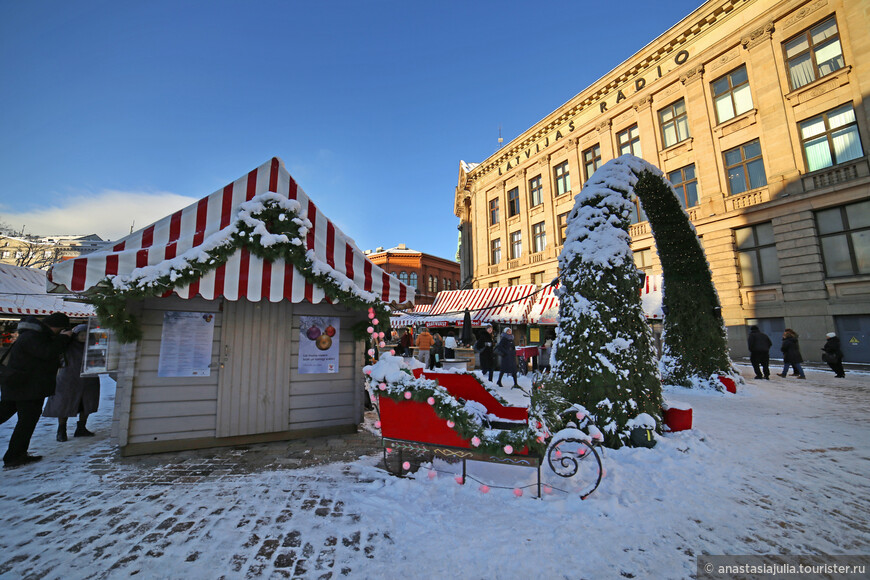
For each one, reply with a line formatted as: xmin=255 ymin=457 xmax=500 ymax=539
xmin=366 ymin=244 xmax=460 ymax=305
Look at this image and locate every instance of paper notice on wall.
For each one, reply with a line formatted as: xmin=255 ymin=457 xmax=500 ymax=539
xmin=158 ymin=311 xmax=216 ymax=377
xmin=298 ymin=316 xmax=340 ymax=374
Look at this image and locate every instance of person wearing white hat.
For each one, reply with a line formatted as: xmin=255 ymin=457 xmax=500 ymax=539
xmin=822 ymin=332 xmax=846 ymax=378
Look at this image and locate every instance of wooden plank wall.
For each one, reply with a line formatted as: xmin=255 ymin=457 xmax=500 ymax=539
xmin=125 ymin=296 xmax=222 ymax=446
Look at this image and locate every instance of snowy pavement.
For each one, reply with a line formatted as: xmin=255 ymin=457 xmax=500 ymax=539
xmin=1 ymin=365 xmax=868 ymax=579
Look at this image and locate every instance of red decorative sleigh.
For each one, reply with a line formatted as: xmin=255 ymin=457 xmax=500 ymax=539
xmin=375 ymin=370 xmax=604 ymax=499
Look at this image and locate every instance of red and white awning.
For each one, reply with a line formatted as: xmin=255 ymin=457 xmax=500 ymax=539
xmin=527 ymin=282 xmax=559 ymax=324
xmin=526 ymin=274 xmax=664 ymax=324
xmin=390 ymin=304 xmax=437 ymax=328
xmin=47 ymin=158 xmax=414 ymax=308
xmin=0 ymin=263 xmax=95 ymax=318
xmin=425 ymin=284 xmax=538 ymax=326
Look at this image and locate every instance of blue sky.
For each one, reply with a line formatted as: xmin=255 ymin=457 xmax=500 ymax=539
xmin=1 ymin=0 xmax=703 ymax=259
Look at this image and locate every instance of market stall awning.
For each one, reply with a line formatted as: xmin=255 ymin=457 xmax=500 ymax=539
xmin=47 ymin=158 xmax=414 ymax=308
xmin=426 ymin=284 xmax=538 ymax=326
xmin=390 ymin=304 xmax=436 ymax=328
xmin=526 ymin=274 xmax=664 ymax=324
xmin=0 ymin=263 xmax=94 ymax=318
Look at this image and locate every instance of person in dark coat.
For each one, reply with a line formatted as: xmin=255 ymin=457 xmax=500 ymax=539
xmin=747 ymin=325 xmax=772 ymax=379
xmin=428 ymin=333 xmax=445 ymax=370
xmin=822 ymin=332 xmax=846 ymax=378
xmin=43 ymin=324 xmax=100 ymax=441
xmin=494 ymin=328 xmax=518 ymax=387
xmin=399 ymin=328 xmax=414 ymax=357
xmin=777 ymin=328 xmax=805 ymax=379
xmin=0 ymin=313 xmax=72 ymax=467
xmin=474 ymin=324 xmax=496 ymax=382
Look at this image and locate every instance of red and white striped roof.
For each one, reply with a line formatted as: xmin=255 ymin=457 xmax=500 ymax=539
xmin=527 ymin=282 xmax=559 ymax=325
xmin=426 ymin=284 xmax=538 ymax=326
xmin=390 ymin=304 xmax=435 ymax=328
xmin=0 ymin=263 xmax=94 ymax=318
xmin=526 ymin=274 xmax=664 ymax=324
xmin=47 ymin=158 xmax=414 ymax=307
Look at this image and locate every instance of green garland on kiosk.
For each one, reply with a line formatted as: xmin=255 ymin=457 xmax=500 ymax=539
xmin=90 ymin=196 xmax=392 ymax=343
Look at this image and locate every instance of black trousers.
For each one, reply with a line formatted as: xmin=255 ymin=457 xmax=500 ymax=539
xmin=0 ymin=398 xmax=44 ymax=463
xmin=750 ymin=352 xmax=770 ymax=378
xmin=825 ymin=357 xmax=845 ymax=377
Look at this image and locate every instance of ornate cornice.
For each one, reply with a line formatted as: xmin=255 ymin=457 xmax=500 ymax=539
xmin=680 ymin=64 xmax=705 ymax=85
xmin=741 ymin=21 xmax=774 ymax=50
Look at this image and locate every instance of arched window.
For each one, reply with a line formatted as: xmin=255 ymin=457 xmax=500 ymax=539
xmin=409 ymin=273 xmax=418 ymax=288
xmin=399 ymin=271 xmax=409 ymax=284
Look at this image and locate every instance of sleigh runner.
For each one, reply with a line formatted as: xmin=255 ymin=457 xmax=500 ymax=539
xmin=366 ymin=358 xmax=604 ymax=499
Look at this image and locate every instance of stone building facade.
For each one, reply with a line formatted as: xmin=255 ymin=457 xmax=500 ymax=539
xmin=366 ymin=244 xmax=460 ymax=305
xmin=454 ymin=0 xmax=870 ymax=362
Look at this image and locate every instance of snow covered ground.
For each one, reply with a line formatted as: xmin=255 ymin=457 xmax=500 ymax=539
xmin=0 ymin=364 xmax=868 ymax=579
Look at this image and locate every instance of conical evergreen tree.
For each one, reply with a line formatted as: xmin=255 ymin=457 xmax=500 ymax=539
xmin=552 ymin=157 xmax=662 ymax=448
xmin=633 ymin=170 xmax=732 ymax=387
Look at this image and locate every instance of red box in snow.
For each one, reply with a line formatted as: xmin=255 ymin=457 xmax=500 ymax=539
xmin=663 ymin=407 xmax=693 ymax=432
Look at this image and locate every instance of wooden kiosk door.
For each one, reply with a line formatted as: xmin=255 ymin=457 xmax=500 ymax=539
xmin=216 ymin=299 xmax=292 ymax=437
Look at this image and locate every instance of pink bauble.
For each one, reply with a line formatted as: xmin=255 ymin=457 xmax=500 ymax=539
xmin=378 ymin=332 xmax=385 ymax=339
xmin=372 ymin=319 xmax=379 ymax=325
xmin=379 ymin=342 xmax=386 ymax=348
xmin=386 ymin=447 xmax=392 ymax=454
xmin=479 ymin=485 xmax=490 ymax=494
xmin=455 ymin=476 xmax=464 ymax=484
xmin=503 ymin=445 xmax=513 ymax=455
xmin=367 ymin=349 xmax=375 ymax=356
xmin=471 ymin=436 xmax=481 ymax=447
xmin=404 ymin=391 xmax=412 ymax=399
xmin=536 ymin=436 xmax=544 ymax=444
xmin=364 ymin=369 xmax=372 ymax=375
xmin=374 ymin=421 xmax=381 ymax=428
xmin=390 ymin=349 xmax=396 ymax=355
xmin=578 ymin=448 xmax=586 ymax=456
xmin=378 ymin=383 xmax=386 ymax=391
xmin=428 ymin=471 xmax=437 ymax=480
xmin=555 ymin=449 xmax=562 ymax=458
xmin=446 ymin=420 xmax=455 ymax=428
xmin=367 ymin=326 xmax=374 ymax=334
xmin=368 ymin=312 xmax=375 ymax=319
xmin=576 ymin=412 xmax=585 ymax=420
xmin=513 ymin=488 xmax=523 ymax=497
xmin=427 ymin=397 xmax=435 ymax=405
xmin=543 ymin=485 xmax=553 ymax=495
xmin=402 ymin=461 xmax=411 ymax=471
xmin=593 ymin=432 xmax=602 ymax=440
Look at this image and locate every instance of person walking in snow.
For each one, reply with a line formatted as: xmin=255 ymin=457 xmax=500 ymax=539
xmin=475 ymin=325 xmax=496 ymax=382
xmin=0 ymin=313 xmax=72 ymax=468
xmin=399 ymin=328 xmax=414 ymax=357
xmin=747 ymin=325 xmax=772 ymax=379
xmin=494 ymin=328 xmax=518 ymax=387
xmin=43 ymin=324 xmax=100 ymax=442
xmin=777 ymin=329 xmax=806 ymax=379
xmin=428 ymin=333 xmax=444 ymax=370
xmin=821 ymin=332 xmax=846 ymax=378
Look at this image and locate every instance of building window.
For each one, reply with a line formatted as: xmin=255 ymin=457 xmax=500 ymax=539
xmin=427 ymin=275 xmax=438 ymax=292
xmin=583 ymin=144 xmax=601 ymax=182
xmin=509 ymin=231 xmax=522 ymax=260
xmin=784 ymin=16 xmax=844 ymax=91
xmin=489 ymin=198 xmax=500 ymax=226
xmin=617 ymin=124 xmax=641 ymax=157
xmin=409 ymin=273 xmax=418 ymax=288
xmin=531 ymin=271 xmax=545 ymax=286
xmin=508 ymin=277 xmax=520 ymax=287
xmin=399 ymin=271 xmax=409 ymax=285
xmin=532 ymin=222 xmax=546 ymax=254
xmin=507 ymin=187 xmax=520 ymax=217
xmin=489 ymin=281 xmax=499 ymax=288
xmin=735 ymin=223 xmax=781 ymax=286
xmin=490 ymin=239 xmax=501 ymax=265
xmin=554 ymin=161 xmax=570 ymax=196
xmin=529 ymin=175 xmax=543 ymax=208
xmin=659 ymin=99 xmax=690 ymax=148
xmin=800 ymin=104 xmax=863 ymax=173
xmin=443 ymin=278 xmax=451 ymax=290
xmin=724 ymin=139 xmax=767 ymax=195
xmin=816 ymin=200 xmax=870 ymax=277
xmin=629 ymin=194 xmax=647 ymax=225
xmin=667 ymin=164 xmax=699 ymax=209
xmin=633 ymin=248 xmax=653 ymax=272
xmin=557 ymin=212 xmax=569 ymax=245
xmin=712 ymin=65 xmax=753 ymax=124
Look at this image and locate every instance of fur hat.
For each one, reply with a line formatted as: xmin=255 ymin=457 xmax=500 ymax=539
xmin=43 ymin=312 xmax=71 ymax=329
xmin=72 ymin=324 xmax=89 ymax=335
xmin=826 ymin=332 xmax=837 ymax=338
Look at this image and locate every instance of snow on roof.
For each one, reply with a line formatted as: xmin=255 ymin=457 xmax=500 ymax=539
xmin=0 ymin=263 xmax=94 ymax=318
xmin=460 ymin=160 xmax=479 ymax=173
xmin=47 ymin=158 xmax=414 ymax=308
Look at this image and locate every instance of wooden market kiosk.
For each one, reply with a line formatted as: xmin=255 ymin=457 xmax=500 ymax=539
xmin=47 ymin=158 xmax=414 ymax=456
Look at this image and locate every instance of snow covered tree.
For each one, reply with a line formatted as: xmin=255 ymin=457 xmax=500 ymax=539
xmin=552 ymin=156 xmax=662 ymax=448
xmin=632 ymin=168 xmax=732 ymax=388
